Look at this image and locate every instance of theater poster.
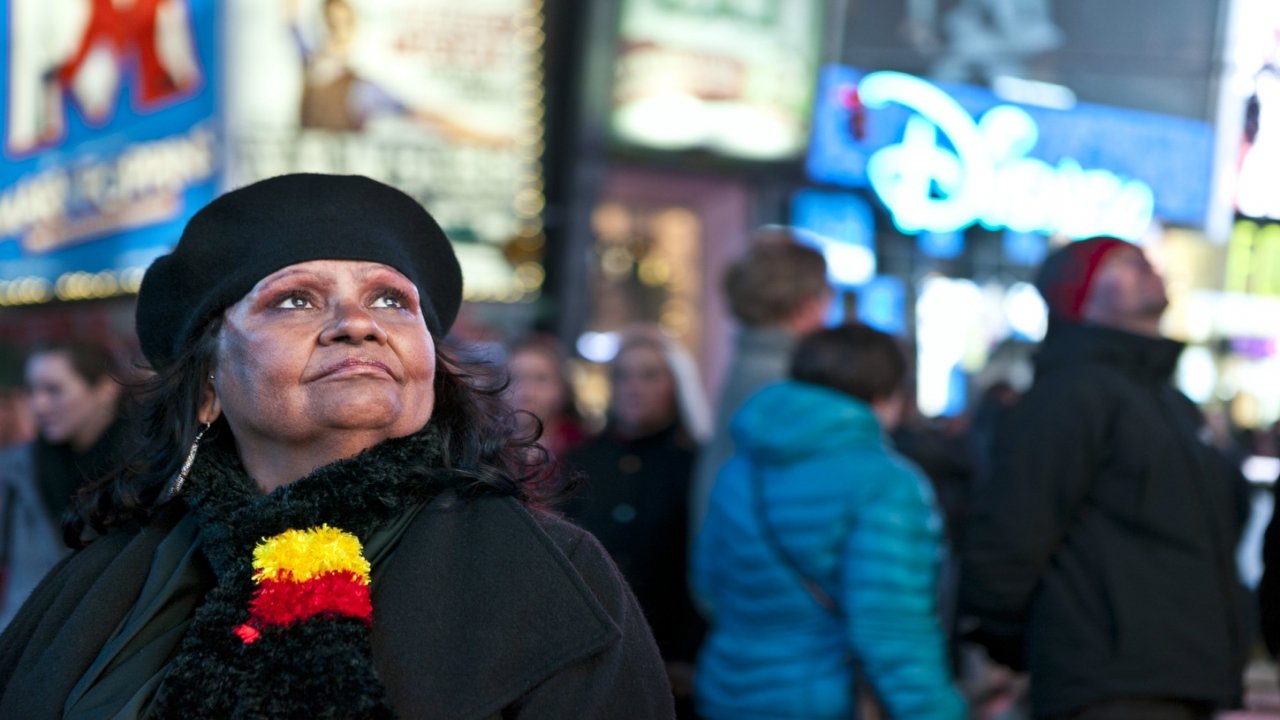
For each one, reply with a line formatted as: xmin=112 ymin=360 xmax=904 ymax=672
xmin=223 ymin=0 xmax=545 ymax=302
xmin=0 ymin=0 xmax=219 ymax=305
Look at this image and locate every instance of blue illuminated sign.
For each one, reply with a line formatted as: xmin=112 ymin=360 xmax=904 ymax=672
xmin=1003 ymin=230 xmax=1049 ymax=266
xmin=0 ymin=0 xmax=219 ymax=303
xmin=858 ymin=275 xmax=906 ymax=336
xmin=789 ymin=189 xmax=876 ymax=287
xmin=943 ymin=364 xmax=967 ymax=417
xmin=808 ymin=65 xmax=1214 ymax=239
xmin=918 ymin=230 xmax=964 ymax=259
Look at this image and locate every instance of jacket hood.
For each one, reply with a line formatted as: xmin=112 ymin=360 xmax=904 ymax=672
xmin=731 ymin=381 xmax=883 ymax=465
xmin=1036 ymin=320 xmax=1184 ymax=383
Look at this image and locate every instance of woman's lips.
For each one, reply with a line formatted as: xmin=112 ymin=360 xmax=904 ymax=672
xmin=316 ymin=358 xmax=396 ymax=380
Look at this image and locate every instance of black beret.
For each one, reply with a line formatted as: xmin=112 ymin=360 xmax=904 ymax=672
xmin=136 ymin=173 xmax=462 ymax=370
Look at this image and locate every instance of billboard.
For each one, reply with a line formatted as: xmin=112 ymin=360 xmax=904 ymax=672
xmin=222 ymin=0 xmax=546 ymax=302
xmin=610 ymin=0 xmax=823 ymax=160
xmin=808 ymin=65 xmax=1214 ymax=240
xmin=0 ymin=0 xmax=219 ymax=305
xmin=1213 ymin=0 xmax=1280 ymax=230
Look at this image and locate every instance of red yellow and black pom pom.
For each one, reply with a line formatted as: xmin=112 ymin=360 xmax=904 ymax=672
xmin=233 ymin=525 xmax=372 ymax=644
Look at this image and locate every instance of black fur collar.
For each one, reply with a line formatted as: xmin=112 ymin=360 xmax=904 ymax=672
xmin=149 ymin=426 xmax=450 ymax=719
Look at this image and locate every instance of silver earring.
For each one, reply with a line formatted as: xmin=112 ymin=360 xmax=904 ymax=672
xmin=165 ymin=422 xmax=210 ymax=500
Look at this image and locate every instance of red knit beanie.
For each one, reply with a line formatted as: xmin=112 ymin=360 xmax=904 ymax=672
xmin=1033 ymin=236 xmax=1134 ymax=322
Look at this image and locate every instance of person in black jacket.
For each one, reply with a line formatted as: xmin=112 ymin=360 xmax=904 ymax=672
xmin=960 ymin=236 xmax=1252 ymax=720
xmin=26 ymin=340 xmax=129 ymax=522
xmin=0 ymin=340 xmax=128 ymax=628
xmin=1261 ymin=473 xmax=1280 ymax=659
xmin=0 ymin=174 xmax=674 ymax=719
xmin=567 ymin=325 xmax=712 ymax=718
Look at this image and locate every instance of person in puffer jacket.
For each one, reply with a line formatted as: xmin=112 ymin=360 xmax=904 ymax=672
xmin=692 ymin=323 xmax=966 ymax=720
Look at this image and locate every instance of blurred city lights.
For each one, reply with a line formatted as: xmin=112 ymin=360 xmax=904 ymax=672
xmin=1002 ymin=282 xmax=1048 ymax=342
xmin=916 ymin=276 xmax=983 ymax=417
xmin=576 ymin=331 xmax=621 ymax=364
xmin=822 ymin=242 xmax=876 ymax=286
xmin=1176 ymin=345 xmax=1218 ymax=404
xmin=990 ymin=75 xmax=1077 ymax=110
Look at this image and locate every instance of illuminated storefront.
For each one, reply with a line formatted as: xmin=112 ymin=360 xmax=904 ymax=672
xmin=798 ymin=64 xmax=1217 ymax=416
xmin=1188 ymin=0 xmax=1280 ymax=433
xmin=1175 ymin=219 xmax=1280 ymax=429
xmin=564 ymin=0 xmax=827 ymax=410
xmin=0 ymin=0 xmax=550 ymax=349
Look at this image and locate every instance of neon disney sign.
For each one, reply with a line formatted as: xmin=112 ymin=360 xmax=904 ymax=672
xmin=854 ymin=72 xmax=1156 ymax=241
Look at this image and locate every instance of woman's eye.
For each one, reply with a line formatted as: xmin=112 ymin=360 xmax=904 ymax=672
xmin=372 ymin=292 xmax=406 ymax=309
xmin=275 ymin=294 xmax=314 ymax=309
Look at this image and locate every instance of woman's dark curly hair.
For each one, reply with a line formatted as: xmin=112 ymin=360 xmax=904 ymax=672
xmin=64 ymin=317 xmax=566 ymax=546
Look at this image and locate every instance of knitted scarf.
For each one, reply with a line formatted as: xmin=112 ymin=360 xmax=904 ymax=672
xmin=148 ymin=426 xmax=452 ymax=719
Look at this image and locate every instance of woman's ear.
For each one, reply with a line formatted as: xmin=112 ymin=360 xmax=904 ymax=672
xmin=198 ymin=374 xmax=222 ymax=425
xmin=93 ymin=377 xmax=122 ymax=407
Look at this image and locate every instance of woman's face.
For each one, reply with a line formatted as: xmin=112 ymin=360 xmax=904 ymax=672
xmin=611 ymin=343 xmax=676 ymax=437
xmin=212 ymin=260 xmax=436 ymax=451
xmin=508 ymin=347 xmax=565 ymax=422
xmin=26 ymin=351 xmax=118 ymax=448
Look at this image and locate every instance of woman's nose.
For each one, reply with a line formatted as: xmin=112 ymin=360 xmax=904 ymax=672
xmin=319 ymin=302 xmax=389 ymax=345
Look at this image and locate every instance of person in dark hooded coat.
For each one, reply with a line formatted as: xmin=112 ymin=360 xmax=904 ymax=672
xmin=961 ymin=237 xmax=1252 ymax=720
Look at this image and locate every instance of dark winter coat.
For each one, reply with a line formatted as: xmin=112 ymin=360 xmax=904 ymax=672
xmin=1 ymin=418 xmax=130 ymax=630
xmin=0 ymin=444 xmax=68 ymax=630
xmin=960 ymin=322 xmax=1251 ymax=718
xmin=1260 ymin=480 xmax=1280 ymax=658
xmin=566 ymin=422 xmax=705 ymax=666
xmin=0 ymin=493 xmax=675 ymax=719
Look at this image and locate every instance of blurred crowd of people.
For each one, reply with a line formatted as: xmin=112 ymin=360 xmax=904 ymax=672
xmin=3 ymin=225 xmax=1280 ymax=719
xmin=0 ymin=340 xmax=129 ymax=628
xmin=510 ymin=229 xmax=1280 ymax=720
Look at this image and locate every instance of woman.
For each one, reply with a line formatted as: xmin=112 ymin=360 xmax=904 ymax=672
xmin=693 ymin=324 xmax=965 ymax=720
xmin=27 ymin=340 xmax=128 ymax=521
xmin=0 ymin=340 xmax=126 ymax=628
xmin=566 ymin=326 xmax=711 ymax=718
xmin=506 ymin=333 xmax=587 ymax=461
xmin=0 ymin=174 xmax=673 ymax=719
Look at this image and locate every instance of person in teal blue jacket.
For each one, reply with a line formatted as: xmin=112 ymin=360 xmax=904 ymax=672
xmin=692 ymin=324 xmax=965 ymax=720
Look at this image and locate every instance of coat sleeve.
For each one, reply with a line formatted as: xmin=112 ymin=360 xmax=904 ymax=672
xmin=0 ymin=545 xmax=79 ymax=685
xmin=0 ymin=529 xmax=140 ymax=720
xmin=959 ymin=375 xmax=1109 ymax=638
xmin=1261 ymin=479 xmax=1280 ymax=659
xmin=509 ymin=526 xmax=676 ymax=719
xmin=843 ymin=461 xmax=966 ymax=720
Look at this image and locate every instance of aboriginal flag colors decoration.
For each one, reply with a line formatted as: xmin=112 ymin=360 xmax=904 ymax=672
xmin=233 ymin=524 xmax=373 ymax=644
